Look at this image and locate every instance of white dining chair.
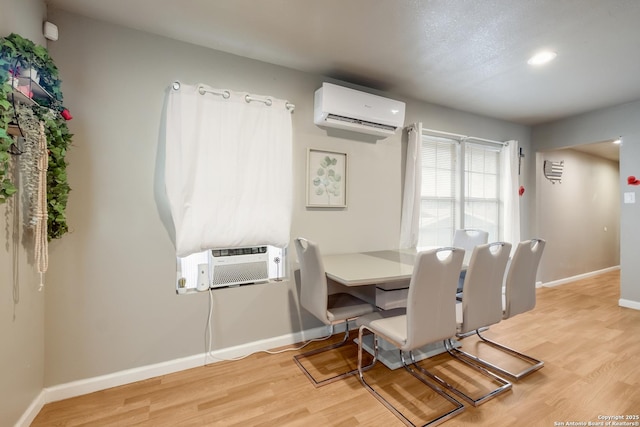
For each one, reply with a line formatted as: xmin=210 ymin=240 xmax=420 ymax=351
xmin=356 ymin=248 xmax=466 ymax=426
xmin=452 ymin=229 xmax=489 ymax=295
xmin=453 ymin=239 xmax=546 ymax=380
xmin=442 ymin=242 xmax=514 ymax=405
xmin=452 ymin=229 xmax=489 ymax=250
xmin=454 ymin=242 xmax=512 ymax=337
xmin=293 ymin=237 xmax=376 ymax=387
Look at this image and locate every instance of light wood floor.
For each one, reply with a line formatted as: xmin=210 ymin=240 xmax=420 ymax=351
xmin=32 ymin=270 xmax=640 ymax=426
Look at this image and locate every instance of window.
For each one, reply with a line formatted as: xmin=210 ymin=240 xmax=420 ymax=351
xmin=418 ymin=135 xmax=503 ymax=247
xmin=463 ymin=142 xmax=501 ymax=241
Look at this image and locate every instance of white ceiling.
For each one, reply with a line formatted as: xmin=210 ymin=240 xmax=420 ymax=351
xmin=45 ymin=0 xmax=640 ymax=133
xmin=568 ymin=139 xmax=620 ymax=162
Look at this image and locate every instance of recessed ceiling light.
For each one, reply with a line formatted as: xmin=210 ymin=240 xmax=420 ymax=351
xmin=527 ymin=50 xmax=557 ymax=66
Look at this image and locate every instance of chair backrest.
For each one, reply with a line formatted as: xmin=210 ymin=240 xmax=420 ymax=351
xmin=294 ymin=238 xmax=329 ymax=324
xmin=503 ymin=239 xmax=546 ymax=319
xmin=452 ymin=229 xmax=489 ymax=251
xmin=459 ymin=242 xmax=512 ymax=334
xmin=405 ymin=247 xmax=465 ymax=350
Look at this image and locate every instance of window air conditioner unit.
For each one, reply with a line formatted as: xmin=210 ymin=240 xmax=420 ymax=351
xmin=209 ymin=246 xmax=269 ymax=288
xmin=313 ymin=82 xmax=406 ymax=138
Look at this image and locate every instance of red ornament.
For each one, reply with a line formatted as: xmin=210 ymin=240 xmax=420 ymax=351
xmin=628 ymin=176 xmax=640 ymax=186
xmin=61 ymin=109 xmax=73 ymax=121
xmin=519 ymin=185 xmax=525 ymax=196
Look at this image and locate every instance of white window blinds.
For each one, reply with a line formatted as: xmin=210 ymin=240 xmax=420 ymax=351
xmin=419 ymin=135 xmax=458 ymax=246
xmin=464 ymin=142 xmax=501 ymax=241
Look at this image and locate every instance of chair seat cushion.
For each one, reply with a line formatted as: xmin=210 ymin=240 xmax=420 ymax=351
xmin=326 ymin=293 xmax=374 ymax=322
xmin=356 ymin=308 xmax=407 ymax=347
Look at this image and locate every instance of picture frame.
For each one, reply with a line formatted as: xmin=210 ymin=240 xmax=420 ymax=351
xmin=306 ymin=148 xmax=347 ymax=208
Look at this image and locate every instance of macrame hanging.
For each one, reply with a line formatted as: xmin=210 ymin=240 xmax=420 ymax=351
xmin=34 ymin=121 xmax=48 ymax=290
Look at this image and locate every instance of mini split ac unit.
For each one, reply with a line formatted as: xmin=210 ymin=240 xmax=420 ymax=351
xmin=313 ymin=82 xmax=406 ymax=137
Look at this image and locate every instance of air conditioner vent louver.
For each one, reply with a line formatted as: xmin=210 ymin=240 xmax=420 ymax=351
xmin=212 ymin=261 xmax=268 ymax=287
xmin=326 ymin=113 xmax=398 ymax=132
xmin=210 ymin=247 xmax=269 ymax=288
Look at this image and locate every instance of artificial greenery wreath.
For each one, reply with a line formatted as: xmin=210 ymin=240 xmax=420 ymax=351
xmin=0 ymin=33 xmax=71 ymax=240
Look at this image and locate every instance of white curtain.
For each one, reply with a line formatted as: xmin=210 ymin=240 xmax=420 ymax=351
xmin=501 ymin=140 xmax=521 ymax=250
xmin=399 ymin=123 xmax=422 ymax=249
xmin=165 ymin=83 xmax=293 ymax=257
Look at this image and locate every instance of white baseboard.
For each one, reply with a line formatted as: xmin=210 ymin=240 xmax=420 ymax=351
xmin=540 ymin=266 xmax=638 ymax=311
xmin=542 ymin=265 xmax=620 ymax=288
xmin=36 ymin=327 xmax=328 ymax=406
xmin=619 ymin=299 xmax=640 ymax=311
xmin=44 ymin=325 xmax=330 ymax=404
xmin=14 ymin=390 xmax=46 ymax=427
xmin=43 ymin=353 xmax=207 ymax=404
xmin=19 ymin=324 xmax=332 ymax=424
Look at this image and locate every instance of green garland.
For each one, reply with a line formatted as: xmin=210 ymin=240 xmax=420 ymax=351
xmin=0 ymin=33 xmax=71 ymax=240
xmin=0 ymin=77 xmax=15 ymax=200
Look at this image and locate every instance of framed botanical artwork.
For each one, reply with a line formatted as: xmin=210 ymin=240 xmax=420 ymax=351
xmin=306 ymin=148 xmax=347 ymax=208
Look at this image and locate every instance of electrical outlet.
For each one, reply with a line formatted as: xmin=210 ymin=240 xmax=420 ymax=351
xmin=624 ymin=192 xmax=636 ymax=204
xmin=197 ymin=263 xmax=210 ymax=291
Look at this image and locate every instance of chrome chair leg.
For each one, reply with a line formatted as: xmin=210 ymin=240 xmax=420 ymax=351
xmin=475 ymin=329 xmax=544 ymax=380
xmin=402 ymin=344 xmax=510 ymax=407
xmin=450 ymin=329 xmax=543 ymax=380
xmin=293 ymin=321 xmax=363 ymax=387
xmin=357 ymin=326 xmax=465 ymax=426
xmin=442 ymin=339 xmax=512 ymax=405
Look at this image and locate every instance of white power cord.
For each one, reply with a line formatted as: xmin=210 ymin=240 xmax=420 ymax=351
xmin=204 ymin=288 xmax=335 ymax=363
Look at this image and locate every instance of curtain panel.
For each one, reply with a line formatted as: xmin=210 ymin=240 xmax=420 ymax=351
xmin=165 ymin=83 xmax=293 ymax=257
xmin=399 ymin=123 xmax=422 ymax=249
xmin=501 ymin=140 xmax=521 ymax=252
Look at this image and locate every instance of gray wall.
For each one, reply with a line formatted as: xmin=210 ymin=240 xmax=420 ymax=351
xmin=7 ymin=3 xmax=633 ymax=423
xmin=536 ymin=148 xmax=619 ymax=283
xmin=532 ymin=101 xmax=640 ymax=303
xmin=40 ymin=8 xmax=531 ymax=387
xmin=0 ymin=0 xmax=47 ymax=425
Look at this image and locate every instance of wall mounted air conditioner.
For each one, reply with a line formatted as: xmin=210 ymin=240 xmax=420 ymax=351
xmin=208 ymin=246 xmax=269 ymax=288
xmin=313 ymin=82 xmax=406 ymax=138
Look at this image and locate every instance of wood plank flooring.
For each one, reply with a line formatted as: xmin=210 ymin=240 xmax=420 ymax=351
xmin=32 ymin=270 xmax=640 ymax=426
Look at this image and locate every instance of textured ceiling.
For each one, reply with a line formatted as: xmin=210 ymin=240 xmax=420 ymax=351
xmin=45 ymin=0 xmax=640 ymax=131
